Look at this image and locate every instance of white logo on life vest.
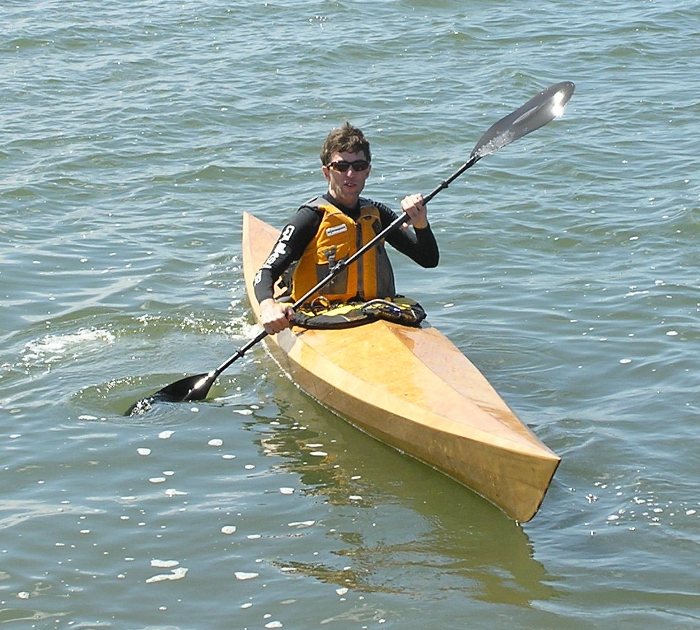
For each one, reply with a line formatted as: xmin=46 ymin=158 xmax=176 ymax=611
xmin=326 ymin=224 xmax=347 ymax=237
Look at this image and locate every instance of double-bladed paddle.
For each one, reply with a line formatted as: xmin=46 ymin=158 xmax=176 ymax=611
xmin=127 ymin=80 xmax=575 ymax=414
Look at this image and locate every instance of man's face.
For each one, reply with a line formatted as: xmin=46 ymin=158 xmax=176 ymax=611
xmin=322 ymin=150 xmax=371 ymax=208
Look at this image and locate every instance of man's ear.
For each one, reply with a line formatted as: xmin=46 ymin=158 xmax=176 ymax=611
xmin=321 ymin=165 xmax=330 ymax=181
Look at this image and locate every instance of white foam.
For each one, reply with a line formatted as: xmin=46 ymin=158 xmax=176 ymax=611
xmin=146 ymin=567 xmax=188 ymax=583
xmin=234 ymin=571 xmax=259 ymax=580
xmin=22 ymin=328 xmax=115 ymax=365
xmin=151 ymin=559 xmax=180 ymax=568
xmin=287 ymin=520 xmax=315 ymax=528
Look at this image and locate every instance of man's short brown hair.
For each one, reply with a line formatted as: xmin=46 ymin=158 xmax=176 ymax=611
xmin=320 ymin=122 xmax=371 ymax=166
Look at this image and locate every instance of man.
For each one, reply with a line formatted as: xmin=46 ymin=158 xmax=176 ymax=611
xmin=254 ymin=122 xmax=439 ymax=334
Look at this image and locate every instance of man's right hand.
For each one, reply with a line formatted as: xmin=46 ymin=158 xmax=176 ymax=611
xmin=259 ymin=298 xmax=294 ymax=334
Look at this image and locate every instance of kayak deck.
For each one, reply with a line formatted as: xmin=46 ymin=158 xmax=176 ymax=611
xmin=242 ymin=212 xmax=559 ymax=522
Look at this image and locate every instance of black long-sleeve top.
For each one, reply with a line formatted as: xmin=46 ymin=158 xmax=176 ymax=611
xmin=253 ymin=193 xmax=439 ymax=303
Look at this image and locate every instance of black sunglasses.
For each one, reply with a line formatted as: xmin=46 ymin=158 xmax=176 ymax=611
xmin=327 ymin=159 xmax=370 ymax=173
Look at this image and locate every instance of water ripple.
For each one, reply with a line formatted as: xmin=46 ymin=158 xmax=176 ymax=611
xmin=2 ymin=1 xmax=700 ymax=627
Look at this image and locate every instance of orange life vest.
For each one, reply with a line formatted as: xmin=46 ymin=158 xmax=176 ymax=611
xmin=291 ymin=198 xmax=396 ymax=303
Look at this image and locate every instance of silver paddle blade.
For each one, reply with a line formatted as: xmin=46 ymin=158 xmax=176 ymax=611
xmin=471 ymin=81 xmax=575 ymax=159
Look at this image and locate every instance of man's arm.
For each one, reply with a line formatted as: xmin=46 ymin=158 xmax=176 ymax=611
xmin=253 ymin=206 xmax=322 ymax=303
xmin=377 ymin=201 xmax=439 ymax=268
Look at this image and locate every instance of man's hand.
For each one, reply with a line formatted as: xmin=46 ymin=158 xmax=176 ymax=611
xmin=259 ymin=298 xmax=294 ymax=334
xmin=400 ymin=194 xmax=428 ymax=230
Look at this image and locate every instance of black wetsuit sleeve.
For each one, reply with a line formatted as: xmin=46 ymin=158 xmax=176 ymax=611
xmin=253 ymin=206 xmax=322 ymax=303
xmin=377 ymin=203 xmax=440 ymax=268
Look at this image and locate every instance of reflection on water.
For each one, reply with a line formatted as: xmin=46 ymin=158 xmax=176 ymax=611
xmin=252 ymin=379 xmax=558 ymax=607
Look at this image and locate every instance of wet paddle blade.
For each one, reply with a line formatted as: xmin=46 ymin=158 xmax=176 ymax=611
xmin=126 ymin=371 xmax=215 ymax=415
xmin=126 ymin=331 xmax=265 ymax=415
xmin=471 ymin=81 xmax=575 ymax=159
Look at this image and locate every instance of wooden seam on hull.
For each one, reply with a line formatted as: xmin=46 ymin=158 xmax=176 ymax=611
xmin=262 ymin=331 xmax=559 ymax=522
xmin=284 ymin=323 xmax=557 ymax=458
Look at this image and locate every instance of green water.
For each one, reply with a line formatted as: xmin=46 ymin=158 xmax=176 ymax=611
xmin=1 ymin=1 xmax=698 ymax=628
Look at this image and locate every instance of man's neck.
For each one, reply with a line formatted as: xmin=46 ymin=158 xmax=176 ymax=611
xmin=324 ymin=192 xmax=360 ymax=215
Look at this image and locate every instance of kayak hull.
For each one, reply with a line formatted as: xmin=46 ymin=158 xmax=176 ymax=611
xmin=242 ymin=212 xmax=559 ymax=522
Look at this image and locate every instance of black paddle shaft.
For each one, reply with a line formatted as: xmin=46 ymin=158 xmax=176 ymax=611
xmin=126 ymin=80 xmax=575 ymax=413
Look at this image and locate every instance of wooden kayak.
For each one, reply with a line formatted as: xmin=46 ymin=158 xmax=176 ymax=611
xmin=242 ymin=212 xmax=560 ymax=522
